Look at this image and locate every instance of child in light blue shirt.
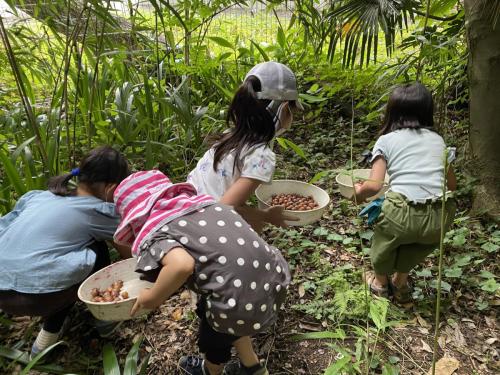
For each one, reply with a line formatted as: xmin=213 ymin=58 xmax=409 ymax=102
xmin=0 ymin=146 xmax=130 ymax=357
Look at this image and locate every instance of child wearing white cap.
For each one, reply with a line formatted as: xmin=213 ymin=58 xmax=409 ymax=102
xmin=188 ymin=61 xmax=303 ymax=232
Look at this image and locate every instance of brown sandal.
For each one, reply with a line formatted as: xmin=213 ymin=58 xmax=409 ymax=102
xmin=389 ymin=280 xmax=412 ymax=304
xmin=363 ymin=271 xmax=389 ymax=298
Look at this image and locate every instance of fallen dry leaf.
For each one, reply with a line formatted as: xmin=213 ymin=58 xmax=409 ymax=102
xmin=298 ymin=284 xmax=306 ymax=298
xmin=171 ymin=308 xmax=183 ymax=321
xmin=421 ymin=339 xmax=433 ymax=353
xmin=180 ymin=290 xmax=191 ymax=301
xmin=485 ymin=337 xmax=498 ymax=345
xmin=416 ymin=313 xmax=432 ymax=329
xmin=426 ymin=357 xmax=460 ymax=375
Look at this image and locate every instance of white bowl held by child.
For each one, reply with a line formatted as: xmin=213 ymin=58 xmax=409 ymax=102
xmin=78 ymin=258 xmax=154 ymax=321
xmin=335 ymin=169 xmax=389 ymax=202
xmin=255 ymin=180 xmax=330 ymax=226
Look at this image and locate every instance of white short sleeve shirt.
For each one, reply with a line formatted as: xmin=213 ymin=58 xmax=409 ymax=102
xmin=188 ymin=144 xmax=276 ymax=200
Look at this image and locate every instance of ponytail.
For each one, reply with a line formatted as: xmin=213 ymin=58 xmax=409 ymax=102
xmin=48 ymin=146 xmax=130 ymax=197
xmin=48 ymin=173 xmax=76 ymax=197
xmin=213 ymin=76 xmax=275 ymax=173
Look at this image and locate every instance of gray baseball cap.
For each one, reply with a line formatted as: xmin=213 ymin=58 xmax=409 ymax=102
xmin=244 ymin=61 xmax=304 ymax=110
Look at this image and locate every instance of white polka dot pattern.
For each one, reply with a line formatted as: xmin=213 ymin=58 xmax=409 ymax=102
xmin=139 ymin=203 xmax=291 ymax=337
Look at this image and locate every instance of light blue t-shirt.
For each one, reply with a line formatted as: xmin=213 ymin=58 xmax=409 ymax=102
xmin=0 ymin=190 xmax=120 ymax=293
xmin=371 ymin=129 xmax=453 ymax=203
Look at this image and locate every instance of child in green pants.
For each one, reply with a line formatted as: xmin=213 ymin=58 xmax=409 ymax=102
xmin=355 ymin=83 xmax=456 ymax=303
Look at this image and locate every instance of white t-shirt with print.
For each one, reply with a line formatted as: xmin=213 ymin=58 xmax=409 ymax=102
xmin=187 ymin=144 xmax=276 ymax=200
xmin=371 ymin=128 xmax=454 ymax=203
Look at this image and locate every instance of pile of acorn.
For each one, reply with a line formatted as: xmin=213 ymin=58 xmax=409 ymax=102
xmin=90 ymin=280 xmax=129 ymax=302
xmin=269 ymin=193 xmax=319 ymax=211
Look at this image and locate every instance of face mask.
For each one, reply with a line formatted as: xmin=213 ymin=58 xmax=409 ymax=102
xmin=266 ymin=100 xmax=287 ymax=136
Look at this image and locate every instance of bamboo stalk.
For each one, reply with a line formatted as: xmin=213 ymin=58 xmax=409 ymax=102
xmin=0 ymin=14 xmax=49 ymax=170
xmin=431 ymin=150 xmax=450 ymax=375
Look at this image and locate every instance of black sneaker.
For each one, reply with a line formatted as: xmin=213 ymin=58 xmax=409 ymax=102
xmin=178 ymin=355 xmax=208 ymax=375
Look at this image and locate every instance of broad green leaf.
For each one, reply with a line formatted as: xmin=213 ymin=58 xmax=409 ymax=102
xmin=479 ymin=270 xmax=496 ymax=279
xmin=299 ymin=93 xmax=328 ymax=103
xmin=0 ymin=148 xmax=27 ymax=196
xmin=291 ymin=329 xmax=346 ymax=341
xmin=480 ymin=279 xmax=499 ymax=293
xmin=250 ymin=40 xmax=269 ymax=61
xmin=324 ymin=351 xmax=351 ymax=374
xmin=208 ymin=36 xmax=234 ymax=49
xmin=444 ymin=267 xmax=462 ymax=278
xmin=481 ymin=242 xmax=499 ymax=253
xmin=124 ymin=337 xmax=143 ymax=375
xmin=277 ymin=26 xmax=286 ymax=49
xmin=327 ymin=233 xmax=343 ymax=242
xmin=415 ymin=268 xmax=432 ymax=277
xmin=313 ymin=227 xmax=329 ymax=236
xmin=103 ymin=344 xmax=121 ymax=375
xmin=21 ymin=341 xmax=66 ymax=375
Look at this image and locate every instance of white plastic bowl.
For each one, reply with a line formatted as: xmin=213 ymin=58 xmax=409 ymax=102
xmin=78 ymin=258 xmax=154 ymax=321
xmin=335 ymin=169 xmax=389 ymax=201
xmin=255 ymin=180 xmax=330 ymax=226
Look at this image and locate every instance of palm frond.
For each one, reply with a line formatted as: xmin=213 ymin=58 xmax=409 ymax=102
xmin=327 ymin=0 xmax=420 ymax=67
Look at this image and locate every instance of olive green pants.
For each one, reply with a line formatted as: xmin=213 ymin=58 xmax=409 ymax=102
xmin=371 ymin=192 xmax=456 ymax=275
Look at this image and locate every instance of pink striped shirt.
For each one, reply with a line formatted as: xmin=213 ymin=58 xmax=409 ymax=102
xmin=113 ymin=170 xmax=215 ymax=256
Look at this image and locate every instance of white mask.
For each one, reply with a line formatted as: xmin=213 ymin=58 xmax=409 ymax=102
xmin=266 ymin=100 xmax=287 ymax=136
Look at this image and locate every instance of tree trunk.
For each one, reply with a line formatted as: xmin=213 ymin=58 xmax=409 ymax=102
xmin=464 ymin=0 xmax=500 ymax=221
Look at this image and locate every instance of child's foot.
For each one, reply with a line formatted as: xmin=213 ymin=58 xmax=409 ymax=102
xmin=30 ymin=317 xmax=71 ymax=360
xmin=178 ymin=355 xmax=209 ymax=374
xmin=223 ymin=360 xmax=269 ymax=375
xmin=363 ymin=271 xmax=389 ymax=298
xmin=390 ymin=279 xmax=412 ymax=304
xmin=30 ymin=328 xmax=60 ymax=360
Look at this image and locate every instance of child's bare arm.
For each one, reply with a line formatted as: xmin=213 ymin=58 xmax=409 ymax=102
xmin=130 ymin=247 xmax=194 ymax=316
xmin=220 ymin=177 xmax=261 ymax=207
xmin=447 ymin=167 xmax=457 ymax=191
xmin=112 ymin=242 xmax=132 ymax=259
xmin=220 ymin=177 xmax=298 ymax=231
xmin=354 ymin=157 xmax=387 ymax=202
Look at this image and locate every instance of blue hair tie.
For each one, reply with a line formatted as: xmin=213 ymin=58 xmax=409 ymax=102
xmin=71 ymin=168 xmax=80 ymax=177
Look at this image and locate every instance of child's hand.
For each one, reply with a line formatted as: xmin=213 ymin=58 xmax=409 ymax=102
xmin=130 ymin=288 xmax=161 ymax=317
xmin=265 ymin=205 xmax=300 ymax=227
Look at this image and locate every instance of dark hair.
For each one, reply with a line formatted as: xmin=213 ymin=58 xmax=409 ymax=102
xmin=48 ymin=146 xmax=130 ymax=197
xmin=380 ymin=83 xmax=434 ymax=135
xmin=213 ymin=75 xmax=276 ymax=173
